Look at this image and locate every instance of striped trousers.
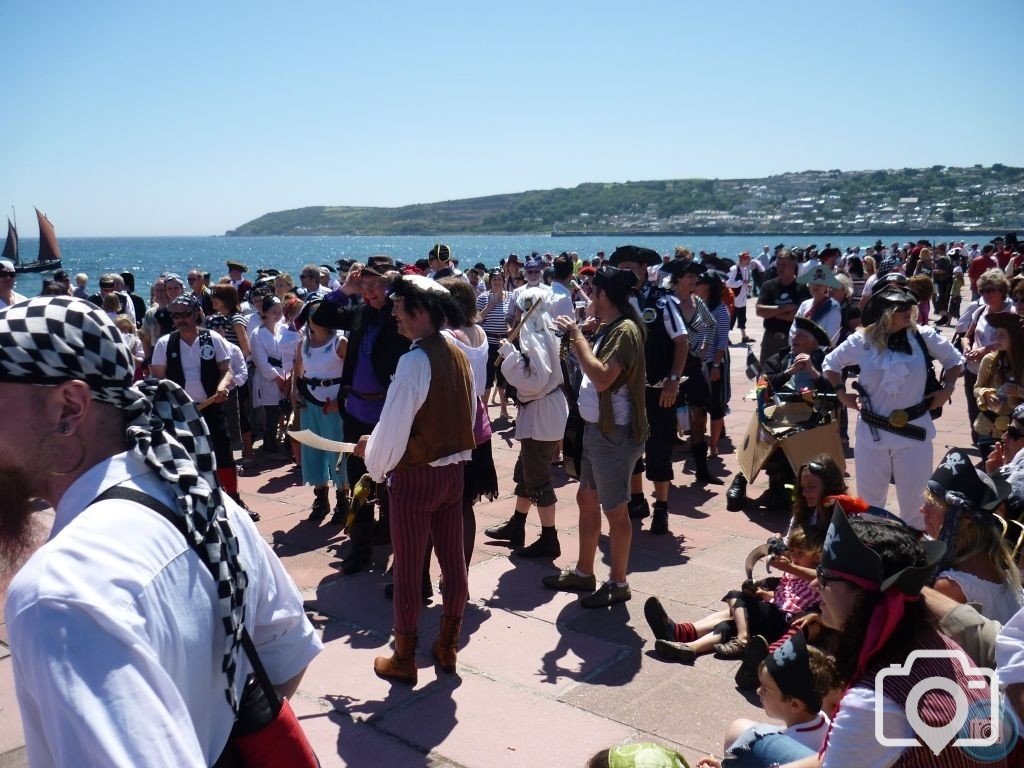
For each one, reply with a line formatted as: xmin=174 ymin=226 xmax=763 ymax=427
xmin=389 ymin=462 xmax=468 ymax=633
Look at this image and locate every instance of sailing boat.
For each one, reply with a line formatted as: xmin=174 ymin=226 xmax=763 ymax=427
xmin=2 ymin=208 xmax=63 ymax=273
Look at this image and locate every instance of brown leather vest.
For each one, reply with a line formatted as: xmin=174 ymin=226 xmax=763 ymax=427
xmin=397 ymin=333 xmax=475 ymax=470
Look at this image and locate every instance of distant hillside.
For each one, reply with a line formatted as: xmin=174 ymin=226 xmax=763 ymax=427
xmin=226 ymin=165 xmax=1024 ymax=236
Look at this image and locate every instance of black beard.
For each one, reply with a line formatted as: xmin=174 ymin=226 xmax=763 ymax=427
xmin=0 ymin=466 xmax=40 ymax=579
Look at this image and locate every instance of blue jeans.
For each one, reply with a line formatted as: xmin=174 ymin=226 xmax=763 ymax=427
xmin=723 ymin=728 xmax=816 ymax=768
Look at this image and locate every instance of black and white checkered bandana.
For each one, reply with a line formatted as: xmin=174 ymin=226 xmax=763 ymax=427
xmin=0 ymin=296 xmax=248 ymax=712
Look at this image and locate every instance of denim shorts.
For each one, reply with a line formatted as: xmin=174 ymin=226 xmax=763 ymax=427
xmin=723 ymin=727 xmax=815 ymax=768
xmin=579 ymin=421 xmax=645 ymax=511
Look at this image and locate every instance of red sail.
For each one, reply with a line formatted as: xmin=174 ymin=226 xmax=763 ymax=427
xmin=2 ymin=219 xmax=17 ymax=265
xmin=35 ymin=208 xmax=61 ymax=263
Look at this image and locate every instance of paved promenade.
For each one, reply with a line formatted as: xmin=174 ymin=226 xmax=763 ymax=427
xmin=0 ymin=319 xmax=975 ymax=767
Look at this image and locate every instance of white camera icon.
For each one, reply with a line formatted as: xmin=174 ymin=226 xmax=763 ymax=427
xmin=874 ymin=649 xmax=999 ymax=755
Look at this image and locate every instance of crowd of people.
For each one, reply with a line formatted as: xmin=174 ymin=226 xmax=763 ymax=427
xmin=4 ymin=232 xmax=1024 ymax=766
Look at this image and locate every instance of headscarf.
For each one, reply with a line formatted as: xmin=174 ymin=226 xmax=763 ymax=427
xmin=0 ymin=296 xmax=248 ymax=712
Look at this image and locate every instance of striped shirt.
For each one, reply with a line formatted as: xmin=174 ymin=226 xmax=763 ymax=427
xmin=476 ymin=291 xmax=512 ymax=341
xmin=673 ymin=295 xmax=715 ymax=359
xmin=205 ymin=313 xmax=247 ymax=347
xmin=704 ymin=302 xmax=732 ymax=362
xmin=773 ymin=572 xmax=820 ymax=618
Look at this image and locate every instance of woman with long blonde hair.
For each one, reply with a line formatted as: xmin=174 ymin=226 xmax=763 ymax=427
xmin=823 ymin=276 xmax=964 ymax=529
xmin=921 ymin=447 xmax=1024 ymax=623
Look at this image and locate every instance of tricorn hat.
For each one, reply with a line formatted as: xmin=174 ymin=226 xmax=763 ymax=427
xmin=660 ymin=259 xmax=706 ymax=279
xmin=792 ymin=316 xmax=832 ymax=348
xmin=609 ymin=245 xmax=661 ymax=267
xmin=927 ymin=447 xmax=1004 ymax=514
xmin=797 ymin=264 xmax=842 ymax=289
xmin=592 ymin=265 xmax=638 ymax=300
xmin=821 ymin=506 xmax=944 ymax=596
xmin=429 ymin=243 xmax=451 ymax=263
xmin=861 ymin=278 xmax=919 ymax=327
xmin=225 ymin=260 xmax=248 ymax=273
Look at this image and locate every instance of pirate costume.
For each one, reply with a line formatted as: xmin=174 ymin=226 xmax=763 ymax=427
xmin=928 ymin=448 xmax=1023 ymax=623
xmin=823 ymin=280 xmax=963 ymax=529
xmin=363 ymin=276 xmax=476 ymax=685
xmin=612 ymin=246 xmax=689 ymax=533
xmin=972 ymin=312 xmax=1024 ymax=441
xmin=817 ymin=508 xmax=1009 ymax=767
xmin=0 ymin=297 xmax=320 ymax=765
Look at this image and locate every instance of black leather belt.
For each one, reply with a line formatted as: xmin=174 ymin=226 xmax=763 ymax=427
xmin=860 ymin=399 xmax=931 ymax=441
xmin=302 ymin=376 xmax=343 ymax=389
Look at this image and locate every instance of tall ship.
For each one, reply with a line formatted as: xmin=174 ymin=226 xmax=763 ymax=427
xmin=2 ymin=208 xmax=62 ymax=273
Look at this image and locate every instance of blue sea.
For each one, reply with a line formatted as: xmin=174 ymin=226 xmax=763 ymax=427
xmin=11 ymin=233 xmax=998 ymax=294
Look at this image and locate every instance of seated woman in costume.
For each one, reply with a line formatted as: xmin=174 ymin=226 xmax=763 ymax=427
xmin=759 ymin=510 xmax=1008 ymax=768
xmin=764 ymin=317 xmax=834 ymax=394
xmin=922 ymin=448 xmax=1024 ymax=624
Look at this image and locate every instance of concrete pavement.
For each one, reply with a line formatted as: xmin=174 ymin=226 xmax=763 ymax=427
xmin=0 ymin=317 xmax=976 ymax=767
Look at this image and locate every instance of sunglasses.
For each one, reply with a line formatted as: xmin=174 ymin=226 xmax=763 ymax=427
xmin=188 ymin=275 xmax=203 ymax=282
xmin=1006 ymin=425 xmax=1024 ymax=441
xmin=170 ymin=311 xmax=194 ymax=319
xmin=0 ymin=272 xmax=14 ymax=278
xmin=981 ymin=287 xmax=1002 ymax=294
xmin=815 ymin=564 xmax=853 ymax=590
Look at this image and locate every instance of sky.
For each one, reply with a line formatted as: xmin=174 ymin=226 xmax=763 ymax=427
xmin=3 ymin=1 xmax=1023 ymax=236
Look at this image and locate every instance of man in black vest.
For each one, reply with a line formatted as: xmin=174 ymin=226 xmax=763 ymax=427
xmin=608 ymin=245 xmax=689 ymax=536
xmin=313 ymin=255 xmax=410 ymax=573
xmin=150 ymin=294 xmax=254 ymax=519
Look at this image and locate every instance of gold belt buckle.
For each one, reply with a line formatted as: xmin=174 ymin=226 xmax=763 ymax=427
xmin=888 ymin=410 xmax=909 ymax=429
xmin=995 ymin=415 xmax=1011 ymax=432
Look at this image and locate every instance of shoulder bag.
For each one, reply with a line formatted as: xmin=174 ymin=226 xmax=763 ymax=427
xmin=93 ymin=486 xmax=320 ymax=768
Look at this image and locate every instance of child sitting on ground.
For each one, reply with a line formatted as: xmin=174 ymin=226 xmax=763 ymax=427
xmin=696 ymin=632 xmax=839 ymax=768
xmin=645 ymin=527 xmax=821 ymax=665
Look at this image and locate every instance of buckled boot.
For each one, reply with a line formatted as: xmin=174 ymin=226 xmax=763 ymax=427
xmin=374 ymin=632 xmax=418 ymax=685
xmin=308 ymin=486 xmax=329 ymax=521
xmin=692 ymin=442 xmax=723 ymax=485
xmin=726 ymin=473 xmax=747 ymax=511
xmin=432 ymin=616 xmax=463 ymax=674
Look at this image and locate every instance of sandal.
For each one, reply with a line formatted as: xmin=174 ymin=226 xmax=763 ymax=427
xmin=713 ymin=637 xmax=747 ymax=659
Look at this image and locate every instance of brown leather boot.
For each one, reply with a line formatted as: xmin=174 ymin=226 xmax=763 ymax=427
xmin=373 ymin=632 xmax=417 ymax=685
xmin=432 ymin=615 xmax=463 ymax=673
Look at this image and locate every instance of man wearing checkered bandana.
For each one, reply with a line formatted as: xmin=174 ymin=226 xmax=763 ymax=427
xmin=0 ymin=296 xmax=322 ymax=766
